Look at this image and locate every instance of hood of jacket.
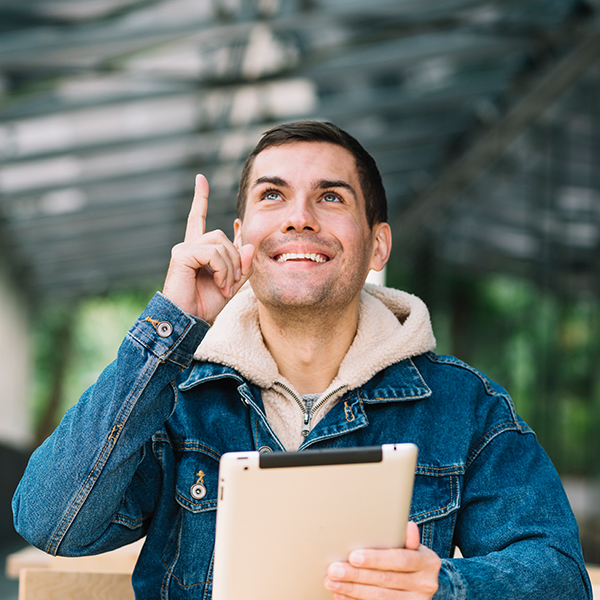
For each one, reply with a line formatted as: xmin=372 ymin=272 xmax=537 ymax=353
xmin=194 ymin=282 xmax=436 ymax=449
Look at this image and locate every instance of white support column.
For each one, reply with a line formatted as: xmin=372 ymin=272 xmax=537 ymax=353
xmin=0 ymin=261 xmax=32 ymax=449
xmin=366 ymin=265 xmax=386 ymax=287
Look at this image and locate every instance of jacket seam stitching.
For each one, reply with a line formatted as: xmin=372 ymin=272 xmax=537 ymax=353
xmin=112 ymin=513 xmax=145 ymax=528
xmin=168 ymin=573 xmax=212 ymax=588
xmin=415 ymin=466 xmax=464 ymax=476
xmin=444 ymin=511 xmax=458 ymax=558
xmin=301 ymin=395 xmax=369 ymax=449
xmin=127 ymin=331 xmax=189 ymax=368
xmin=361 ymin=393 xmax=429 ymax=403
xmin=161 ymin=509 xmax=182 ymax=599
xmin=161 ymin=510 xmax=212 ymax=590
xmin=46 ymin=356 xmax=160 ymax=555
xmin=408 ymin=356 xmax=431 ymax=393
xmin=179 ymin=371 xmax=244 ymax=390
xmin=202 ymin=553 xmax=215 ymax=600
xmin=128 ymin=319 xmax=194 ymax=366
xmin=412 ymin=474 xmax=459 ymax=521
xmin=172 ymin=442 xmax=221 ymax=460
xmin=175 ymin=494 xmax=217 ymax=512
xmin=466 ymin=422 xmax=528 ymax=468
xmin=425 ymin=352 xmax=498 ymax=396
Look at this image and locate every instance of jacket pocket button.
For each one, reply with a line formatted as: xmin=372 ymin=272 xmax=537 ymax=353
xmin=190 ymin=483 xmax=207 ymax=500
xmin=258 ymin=446 xmax=273 ymax=454
xmin=157 ymin=321 xmax=173 ymax=337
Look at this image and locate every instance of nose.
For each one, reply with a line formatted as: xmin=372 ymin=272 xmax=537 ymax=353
xmin=281 ymin=197 xmax=320 ymax=233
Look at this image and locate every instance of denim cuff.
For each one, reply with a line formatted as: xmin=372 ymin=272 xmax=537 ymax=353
xmin=433 ymin=559 xmax=466 ymax=600
xmin=127 ymin=292 xmax=210 ymax=368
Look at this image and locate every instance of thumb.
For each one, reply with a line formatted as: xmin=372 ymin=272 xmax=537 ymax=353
xmin=239 ymin=244 xmax=255 ymax=278
xmin=405 ymin=521 xmax=421 ymax=551
xmin=230 ymin=244 xmax=255 ymax=297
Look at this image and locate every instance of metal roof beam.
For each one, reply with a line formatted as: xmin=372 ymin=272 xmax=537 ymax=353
xmin=393 ymin=16 xmax=600 ymax=248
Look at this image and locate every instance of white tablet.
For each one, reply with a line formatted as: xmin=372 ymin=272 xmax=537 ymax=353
xmin=212 ymin=443 xmax=418 ymax=600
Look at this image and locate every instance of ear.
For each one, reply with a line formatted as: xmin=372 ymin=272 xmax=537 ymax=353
xmin=368 ymin=222 xmax=392 ymax=272
xmin=233 ymin=218 xmax=243 ymax=249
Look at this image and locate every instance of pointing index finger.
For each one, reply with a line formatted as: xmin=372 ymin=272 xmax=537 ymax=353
xmin=184 ymin=174 xmax=209 ymax=241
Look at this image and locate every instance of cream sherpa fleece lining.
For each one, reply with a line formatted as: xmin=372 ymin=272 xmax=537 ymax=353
xmin=194 ymin=283 xmax=436 ymax=450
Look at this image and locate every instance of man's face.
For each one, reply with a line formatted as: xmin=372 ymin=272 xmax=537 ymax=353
xmin=234 ymin=141 xmax=390 ymax=312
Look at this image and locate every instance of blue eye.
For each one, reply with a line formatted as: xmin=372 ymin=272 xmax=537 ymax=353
xmin=322 ymin=193 xmax=341 ymax=203
xmin=264 ymin=191 xmax=281 ymax=201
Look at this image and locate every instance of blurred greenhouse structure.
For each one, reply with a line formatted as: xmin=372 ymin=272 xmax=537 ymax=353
xmin=1 ymin=0 xmax=600 ymax=565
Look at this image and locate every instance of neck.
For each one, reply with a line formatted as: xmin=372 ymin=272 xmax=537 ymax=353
xmin=257 ymin=300 xmax=360 ymax=395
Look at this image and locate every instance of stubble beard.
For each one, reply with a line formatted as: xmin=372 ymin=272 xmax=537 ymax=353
xmin=246 ymin=229 xmax=374 ymax=327
xmin=250 ymin=256 xmax=370 ymax=329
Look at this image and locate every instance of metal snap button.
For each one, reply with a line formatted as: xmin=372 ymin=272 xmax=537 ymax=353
xmin=157 ymin=321 xmax=173 ymax=337
xmin=190 ymin=483 xmax=207 ymax=500
xmin=258 ymin=446 xmax=273 ymax=454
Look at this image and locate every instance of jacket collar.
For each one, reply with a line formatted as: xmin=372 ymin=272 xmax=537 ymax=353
xmin=179 ymin=356 xmax=432 ymax=403
xmin=358 ymin=356 xmax=432 ymax=402
xmin=179 ymin=362 xmax=244 ymax=391
xmin=193 ymin=282 xmax=436 ymax=394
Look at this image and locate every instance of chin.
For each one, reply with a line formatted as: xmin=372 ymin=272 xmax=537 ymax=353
xmin=252 ymin=279 xmax=359 ymax=313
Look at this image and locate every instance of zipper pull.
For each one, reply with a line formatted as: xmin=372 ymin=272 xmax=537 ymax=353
xmin=301 ymin=412 xmax=311 ymax=437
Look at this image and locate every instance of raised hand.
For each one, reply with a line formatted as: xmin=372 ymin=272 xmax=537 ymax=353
xmin=162 ymin=175 xmax=254 ymax=322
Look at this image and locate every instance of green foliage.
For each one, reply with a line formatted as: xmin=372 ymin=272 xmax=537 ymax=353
xmin=30 ymin=303 xmax=75 ymax=434
xmin=31 ymin=289 xmax=154 ymax=437
xmin=31 ymin=272 xmax=600 ymax=476
xmin=60 ymin=290 xmax=154 ymax=416
xmin=425 ymin=272 xmax=600 ymax=477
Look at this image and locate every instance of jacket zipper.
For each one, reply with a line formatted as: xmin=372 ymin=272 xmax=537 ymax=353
xmin=274 ymin=382 xmax=346 ymax=438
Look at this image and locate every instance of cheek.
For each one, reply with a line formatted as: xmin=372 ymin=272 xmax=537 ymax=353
xmin=239 ymin=218 xmax=272 ymax=250
xmin=339 ymin=222 xmax=372 ymax=250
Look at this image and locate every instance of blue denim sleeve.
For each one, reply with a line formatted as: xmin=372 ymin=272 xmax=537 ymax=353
xmin=12 ymin=292 xmax=209 ymax=556
xmin=433 ymin=427 xmax=592 ymax=599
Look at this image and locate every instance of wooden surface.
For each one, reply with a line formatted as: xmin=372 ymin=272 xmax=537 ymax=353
xmin=6 ymin=547 xmax=50 ymax=579
xmin=587 ymin=565 xmax=600 ymax=596
xmin=6 ymin=540 xmax=143 ymax=579
xmin=588 ymin=565 xmax=600 ymax=585
xmin=49 ymin=539 xmax=143 ymax=574
xmin=8 ymin=546 xmax=600 ymax=597
xmin=18 ymin=569 xmax=134 ymax=600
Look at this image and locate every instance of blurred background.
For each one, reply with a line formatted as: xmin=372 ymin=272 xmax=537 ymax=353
xmin=2 ymin=0 xmax=600 ymax=594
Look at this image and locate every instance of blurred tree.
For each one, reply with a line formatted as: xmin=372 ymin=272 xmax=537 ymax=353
xmin=31 ymin=274 xmax=600 ymax=477
xmin=31 ymin=289 xmax=153 ymax=446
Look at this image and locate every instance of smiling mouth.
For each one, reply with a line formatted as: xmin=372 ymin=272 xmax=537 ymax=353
xmin=275 ymin=252 xmax=328 ymax=263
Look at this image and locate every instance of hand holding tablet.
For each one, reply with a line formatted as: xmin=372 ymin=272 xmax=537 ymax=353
xmin=324 ymin=520 xmax=441 ymax=599
xmin=212 ymin=444 xmax=418 ymax=600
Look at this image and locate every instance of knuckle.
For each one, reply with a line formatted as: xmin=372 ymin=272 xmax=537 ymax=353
xmin=428 ymin=554 xmax=442 ymax=572
xmin=170 ymin=242 xmax=185 ymax=257
xmin=378 ymin=570 xmax=395 ymax=588
xmin=334 ymin=581 xmax=352 ymax=595
xmin=373 ymin=586 xmax=390 ymax=600
xmin=415 ymin=573 xmax=439 ymax=596
xmin=426 ymin=580 xmax=439 ymax=595
xmin=209 ymin=245 xmax=225 ymax=260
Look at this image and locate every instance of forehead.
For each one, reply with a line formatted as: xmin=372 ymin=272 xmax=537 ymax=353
xmin=249 ymin=141 xmax=360 ymax=185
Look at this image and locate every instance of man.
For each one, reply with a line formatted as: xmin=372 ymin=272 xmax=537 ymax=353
xmin=14 ymin=121 xmax=591 ymax=599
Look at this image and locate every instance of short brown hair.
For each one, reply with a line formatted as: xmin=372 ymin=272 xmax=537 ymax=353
xmin=236 ymin=121 xmax=387 ymax=228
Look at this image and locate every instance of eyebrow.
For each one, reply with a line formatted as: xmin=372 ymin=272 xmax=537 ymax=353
xmin=317 ymin=179 xmax=358 ymax=201
xmin=252 ymin=176 xmax=358 ymax=201
xmin=252 ymin=176 xmax=288 ymax=189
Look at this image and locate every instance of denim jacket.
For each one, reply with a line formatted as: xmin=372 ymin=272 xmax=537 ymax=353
xmin=13 ymin=292 xmax=592 ymax=599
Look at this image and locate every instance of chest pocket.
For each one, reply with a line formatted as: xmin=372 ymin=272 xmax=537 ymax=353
xmin=162 ymin=448 xmax=220 ymax=599
xmin=409 ymin=465 xmax=462 ymax=558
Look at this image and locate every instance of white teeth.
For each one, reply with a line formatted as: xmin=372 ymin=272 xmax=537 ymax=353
xmin=276 ymin=252 xmax=327 ymax=263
